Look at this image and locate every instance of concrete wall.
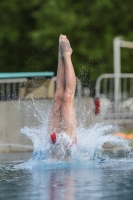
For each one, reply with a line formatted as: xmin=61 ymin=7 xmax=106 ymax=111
xmin=0 ymin=98 xmax=102 ymax=152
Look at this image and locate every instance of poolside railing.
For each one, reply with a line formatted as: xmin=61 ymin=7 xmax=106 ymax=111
xmin=0 ymin=72 xmax=54 ymax=100
xmin=95 ymin=73 xmax=133 ymax=122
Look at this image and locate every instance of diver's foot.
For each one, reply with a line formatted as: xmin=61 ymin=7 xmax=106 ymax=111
xmin=59 ymin=34 xmax=73 ymax=59
xmin=58 ymin=35 xmax=64 ymax=60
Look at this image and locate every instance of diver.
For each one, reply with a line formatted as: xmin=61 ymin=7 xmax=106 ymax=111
xmin=48 ymin=34 xmax=77 ymax=146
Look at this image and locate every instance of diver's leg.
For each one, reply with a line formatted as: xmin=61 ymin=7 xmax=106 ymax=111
xmin=48 ymin=35 xmax=66 ymax=134
xmin=60 ymin=37 xmax=76 ymax=139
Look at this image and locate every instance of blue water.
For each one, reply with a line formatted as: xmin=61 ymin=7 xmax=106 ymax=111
xmin=1 ymin=150 xmax=133 ymax=200
xmin=0 ymin=100 xmax=133 ymax=199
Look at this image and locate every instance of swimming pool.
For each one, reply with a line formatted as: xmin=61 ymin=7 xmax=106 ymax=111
xmin=1 ymin=148 xmax=133 ymax=200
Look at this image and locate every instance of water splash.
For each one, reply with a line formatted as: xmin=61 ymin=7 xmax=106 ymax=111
xmin=16 ymin=99 xmax=131 ymax=169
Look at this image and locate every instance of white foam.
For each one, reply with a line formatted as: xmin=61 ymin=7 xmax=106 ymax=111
xmin=18 ymin=99 xmax=130 ymax=169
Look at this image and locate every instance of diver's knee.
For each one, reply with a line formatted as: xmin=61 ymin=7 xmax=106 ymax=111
xmin=63 ymin=89 xmax=74 ymax=105
xmin=54 ymin=91 xmax=63 ymax=104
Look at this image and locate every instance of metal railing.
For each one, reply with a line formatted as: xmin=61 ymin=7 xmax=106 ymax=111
xmin=113 ymin=38 xmax=133 ymax=110
xmin=0 ymin=72 xmax=54 ymax=100
xmin=96 ymin=73 xmax=133 ymax=99
xmin=0 ymin=79 xmax=27 ymax=100
xmin=95 ymin=73 xmax=133 ymax=121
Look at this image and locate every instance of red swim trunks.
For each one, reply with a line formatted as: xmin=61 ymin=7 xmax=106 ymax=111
xmin=50 ymin=133 xmax=57 ymax=144
xmin=50 ymin=133 xmax=77 ymax=145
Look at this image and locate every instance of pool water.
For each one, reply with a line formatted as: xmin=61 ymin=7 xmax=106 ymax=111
xmin=1 ymin=149 xmax=133 ymax=200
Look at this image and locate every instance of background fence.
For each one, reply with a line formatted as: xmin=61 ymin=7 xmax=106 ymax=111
xmin=95 ymin=73 xmax=133 ymax=122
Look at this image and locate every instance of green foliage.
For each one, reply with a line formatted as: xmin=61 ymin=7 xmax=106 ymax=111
xmin=0 ymin=0 xmax=133 ymax=83
xmin=124 ymin=130 xmax=133 ymax=134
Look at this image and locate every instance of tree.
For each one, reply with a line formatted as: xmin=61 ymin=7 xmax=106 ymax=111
xmin=0 ymin=0 xmax=133 ymax=84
